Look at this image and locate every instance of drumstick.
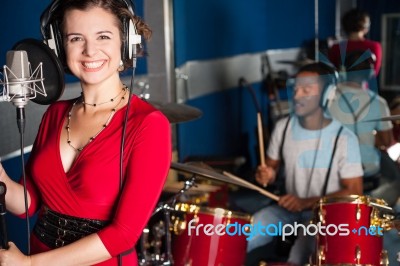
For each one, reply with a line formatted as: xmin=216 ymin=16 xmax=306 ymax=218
xmin=257 ymin=112 xmax=266 ymax=166
xmin=222 ymin=171 xmax=280 ymax=202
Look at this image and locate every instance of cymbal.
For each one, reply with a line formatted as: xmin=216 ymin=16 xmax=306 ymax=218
xmin=149 ymin=101 xmax=203 ymax=124
xmin=364 ymin=114 xmax=400 ymax=122
xmin=170 ymin=162 xmax=253 ymax=189
xmin=163 ymin=181 xmax=220 ymax=194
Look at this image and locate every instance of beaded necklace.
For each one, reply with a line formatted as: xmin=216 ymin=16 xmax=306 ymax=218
xmin=81 ymin=88 xmax=126 ymax=107
xmin=66 ymin=87 xmax=127 ymax=152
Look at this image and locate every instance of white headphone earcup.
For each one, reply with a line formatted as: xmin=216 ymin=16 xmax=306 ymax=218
xmin=322 ymin=84 xmax=337 ymax=108
xmin=46 ymin=25 xmax=58 ymax=56
xmin=128 ymin=20 xmax=141 ymax=59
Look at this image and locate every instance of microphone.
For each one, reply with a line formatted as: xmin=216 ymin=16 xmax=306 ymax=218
xmin=2 ymin=50 xmax=47 ymax=133
xmin=2 ymin=50 xmax=46 ymax=108
xmin=0 ymin=182 xmax=8 ymax=249
xmin=11 ymin=38 xmax=65 ymax=106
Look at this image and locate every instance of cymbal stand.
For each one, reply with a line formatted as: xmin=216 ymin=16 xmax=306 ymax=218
xmin=139 ymin=174 xmax=198 ymax=266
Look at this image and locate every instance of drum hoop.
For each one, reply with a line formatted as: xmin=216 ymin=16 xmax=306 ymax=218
xmin=321 ymin=263 xmax=375 ymax=266
xmin=174 ymin=203 xmax=252 ymax=222
xmin=318 ymin=195 xmax=388 ymax=207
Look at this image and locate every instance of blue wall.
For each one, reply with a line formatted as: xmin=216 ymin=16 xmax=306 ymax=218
xmin=174 ymin=0 xmax=335 ymax=66
xmin=174 ymin=0 xmax=336 ymax=169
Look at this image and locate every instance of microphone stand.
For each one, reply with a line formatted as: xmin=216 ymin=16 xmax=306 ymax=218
xmin=0 ymin=182 xmax=8 ymax=249
xmin=14 ymin=103 xmax=31 ymax=255
xmin=139 ymin=175 xmax=198 ymax=266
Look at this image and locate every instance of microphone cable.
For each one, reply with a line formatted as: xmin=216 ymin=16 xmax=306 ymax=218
xmin=117 ymin=46 xmax=138 ymax=266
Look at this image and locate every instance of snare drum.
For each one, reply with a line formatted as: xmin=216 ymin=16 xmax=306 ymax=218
xmin=172 ymin=203 xmax=252 ymax=266
xmin=313 ymin=195 xmax=390 ymax=265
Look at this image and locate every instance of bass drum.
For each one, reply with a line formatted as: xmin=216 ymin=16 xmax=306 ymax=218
xmin=312 ymin=195 xmax=392 ymax=265
xmin=171 ymin=203 xmax=252 ymax=266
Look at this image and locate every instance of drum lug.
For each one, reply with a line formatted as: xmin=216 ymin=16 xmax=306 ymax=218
xmin=317 ymin=247 xmax=325 ymax=265
xmin=380 ymin=250 xmax=389 ymax=266
xmin=356 ymin=204 xmax=361 ymax=221
xmin=370 ymin=207 xmax=381 ymax=227
xmin=318 ymin=206 xmax=325 ymax=224
xmin=355 ymin=245 xmax=361 ymax=264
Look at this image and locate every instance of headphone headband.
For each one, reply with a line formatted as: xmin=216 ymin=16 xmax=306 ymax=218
xmin=40 ymin=0 xmax=141 ymax=70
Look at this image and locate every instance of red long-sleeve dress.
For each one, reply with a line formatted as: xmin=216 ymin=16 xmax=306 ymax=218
xmin=23 ymin=95 xmax=172 ymax=265
xmin=328 ymin=39 xmax=382 ymax=76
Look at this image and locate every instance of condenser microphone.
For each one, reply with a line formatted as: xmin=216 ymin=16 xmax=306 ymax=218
xmin=4 ymin=51 xmax=37 ymax=108
xmin=2 ymin=50 xmax=46 ymax=133
xmin=2 ymin=50 xmax=47 ymax=109
xmin=0 ymin=182 xmax=8 ymax=249
xmin=12 ymin=38 xmax=65 ymax=105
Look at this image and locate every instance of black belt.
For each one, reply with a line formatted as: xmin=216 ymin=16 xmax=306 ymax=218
xmin=33 ymin=206 xmax=109 ymax=248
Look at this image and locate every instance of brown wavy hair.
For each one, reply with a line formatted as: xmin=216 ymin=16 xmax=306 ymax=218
xmin=51 ymin=0 xmax=152 ymax=69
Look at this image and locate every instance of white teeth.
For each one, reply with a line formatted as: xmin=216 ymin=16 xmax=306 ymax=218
xmin=83 ymin=61 xmax=104 ymax=69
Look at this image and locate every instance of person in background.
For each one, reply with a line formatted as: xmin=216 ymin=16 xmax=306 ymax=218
xmin=329 ymin=8 xmax=382 ymax=76
xmin=0 ymin=0 xmax=171 ymax=265
xmin=246 ymin=62 xmax=363 ymax=266
xmin=329 ymin=50 xmax=400 ymax=206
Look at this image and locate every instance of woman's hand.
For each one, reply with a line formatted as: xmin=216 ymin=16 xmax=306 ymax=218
xmin=255 ymin=165 xmax=276 ymax=187
xmin=0 ymin=242 xmax=31 ymax=266
xmin=0 ymin=163 xmax=6 ymax=183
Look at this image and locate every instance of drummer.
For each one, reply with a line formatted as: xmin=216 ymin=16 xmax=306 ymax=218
xmin=246 ymin=62 xmax=363 ymax=265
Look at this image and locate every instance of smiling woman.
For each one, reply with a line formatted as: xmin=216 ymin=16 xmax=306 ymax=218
xmin=63 ymin=7 xmax=123 ymax=86
xmin=0 ymin=1 xmax=171 ymax=266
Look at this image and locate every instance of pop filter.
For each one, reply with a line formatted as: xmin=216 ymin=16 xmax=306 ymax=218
xmin=12 ymin=38 xmax=64 ymax=105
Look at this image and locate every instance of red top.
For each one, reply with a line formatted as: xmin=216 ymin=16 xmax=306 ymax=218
xmin=328 ymin=39 xmax=382 ymax=75
xmin=23 ymin=95 xmax=172 ymax=265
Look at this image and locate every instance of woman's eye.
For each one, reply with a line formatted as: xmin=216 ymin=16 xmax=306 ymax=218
xmin=69 ymin=36 xmax=82 ymax=42
xmin=99 ymin=35 xmax=111 ymax=40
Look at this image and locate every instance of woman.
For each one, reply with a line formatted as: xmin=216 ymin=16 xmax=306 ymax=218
xmin=328 ymin=8 xmax=382 ymax=76
xmin=0 ymin=0 xmax=171 ymax=265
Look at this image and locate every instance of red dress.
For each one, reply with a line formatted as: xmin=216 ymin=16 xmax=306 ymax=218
xmin=328 ymin=39 xmax=382 ymax=75
xmin=23 ymin=95 xmax=172 ymax=265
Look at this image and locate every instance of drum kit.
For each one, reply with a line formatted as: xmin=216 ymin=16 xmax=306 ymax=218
xmin=140 ymin=102 xmax=400 ymax=265
xmin=137 ymin=160 xmax=400 ymax=266
xmin=137 ymin=162 xmax=259 ymax=266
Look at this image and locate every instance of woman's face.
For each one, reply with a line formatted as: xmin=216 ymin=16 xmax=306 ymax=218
xmin=293 ymin=71 xmax=323 ymax=118
xmin=63 ymin=6 xmax=122 ymax=85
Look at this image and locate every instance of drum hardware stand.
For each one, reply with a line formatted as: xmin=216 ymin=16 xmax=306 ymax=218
xmin=138 ymin=174 xmax=198 ymax=266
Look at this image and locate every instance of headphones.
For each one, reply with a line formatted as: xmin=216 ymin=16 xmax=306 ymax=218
xmin=318 ymin=63 xmax=339 ymax=110
xmin=40 ymin=0 xmax=141 ymax=68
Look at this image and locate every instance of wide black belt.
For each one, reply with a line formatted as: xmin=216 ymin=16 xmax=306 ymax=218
xmin=33 ymin=206 xmax=109 ymax=248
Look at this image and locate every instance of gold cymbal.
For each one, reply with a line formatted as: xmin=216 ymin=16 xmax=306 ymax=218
xmin=148 ymin=101 xmax=203 ymax=124
xmin=163 ymin=181 xmax=220 ymax=194
xmin=170 ymin=162 xmax=251 ymax=189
